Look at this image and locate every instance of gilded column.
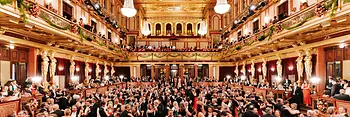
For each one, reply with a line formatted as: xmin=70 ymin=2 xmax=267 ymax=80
xmin=234 ymin=63 xmax=239 ymax=77
xmin=304 ymin=49 xmax=313 ymax=80
xmin=165 ymin=64 xmax=170 ymax=81
xmin=296 ymin=51 xmax=304 ymax=81
xmin=41 ymin=50 xmax=49 ymax=85
xmin=151 ymin=64 xmax=155 ymax=80
xmin=251 ymin=60 xmax=255 ymax=78
xmin=276 ymin=56 xmax=283 ymax=78
xmin=262 ymin=58 xmax=267 ymax=79
xmin=49 ymin=51 xmax=56 ymax=82
xmin=84 ymin=59 xmax=89 ymax=82
xmin=95 ymin=61 xmax=100 ymax=79
xmin=69 ymin=56 xmax=75 ymax=78
xmin=179 ymin=64 xmax=184 ymax=84
xmin=241 ymin=61 xmax=246 ymax=76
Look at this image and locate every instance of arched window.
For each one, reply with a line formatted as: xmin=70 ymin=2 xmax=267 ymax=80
xmin=156 ymin=24 xmax=161 ymax=36
xmin=187 ymin=24 xmax=193 ymax=35
xmin=166 ymin=24 xmax=172 ymax=35
xmin=176 ymin=24 xmax=182 ymax=35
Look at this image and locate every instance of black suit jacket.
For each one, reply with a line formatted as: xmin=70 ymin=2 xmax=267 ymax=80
xmin=291 ymin=86 xmax=303 ymax=104
xmin=334 ymin=94 xmax=350 ymax=101
xmin=51 ymin=110 xmax=64 ymax=117
xmin=331 ymin=84 xmax=342 ymax=96
xmin=262 ymin=114 xmax=276 ymax=117
xmin=242 ymin=111 xmax=259 ymax=117
xmin=120 ymin=110 xmax=130 ymax=117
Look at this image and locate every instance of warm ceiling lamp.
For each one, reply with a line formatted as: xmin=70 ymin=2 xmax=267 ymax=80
xmin=214 ymin=0 xmax=230 ymax=14
xmin=198 ymin=20 xmax=207 ymax=35
xmin=121 ymin=0 xmax=137 ymax=17
xmin=142 ymin=20 xmax=151 ymax=36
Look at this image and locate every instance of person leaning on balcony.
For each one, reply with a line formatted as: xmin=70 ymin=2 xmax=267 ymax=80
xmin=79 ymin=18 xmax=84 ymax=27
xmin=272 ymin=16 xmax=279 ymax=24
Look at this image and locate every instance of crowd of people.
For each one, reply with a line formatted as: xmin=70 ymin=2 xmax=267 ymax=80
xmin=0 ymin=75 xmax=350 ymax=117
xmin=124 ymin=45 xmax=221 ymax=52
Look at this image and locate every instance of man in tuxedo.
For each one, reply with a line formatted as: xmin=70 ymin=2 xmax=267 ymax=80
xmin=273 ymin=98 xmax=284 ymax=111
xmin=334 ymin=89 xmax=350 ymax=101
xmin=282 ymin=78 xmax=292 ymax=89
xmin=291 ymin=82 xmax=303 ymax=106
xmin=70 ymin=105 xmax=81 ymax=117
xmin=262 ymin=107 xmax=275 ymax=117
xmin=242 ymin=105 xmax=259 ymax=117
xmin=51 ymin=104 xmax=64 ymax=117
xmin=154 ymin=100 xmax=165 ymax=117
xmin=120 ymin=104 xmax=132 ymax=117
xmin=331 ymin=80 xmax=342 ymax=96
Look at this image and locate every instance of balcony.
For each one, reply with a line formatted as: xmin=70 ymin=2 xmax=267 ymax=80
xmin=0 ymin=0 xmax=127 ymax=60
xmin=222 ymin=0 xmax=350 ymax=60
xmin=127 ymin=52 xmax=223 ymax=62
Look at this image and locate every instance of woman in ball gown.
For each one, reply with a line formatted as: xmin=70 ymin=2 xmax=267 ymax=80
xmin=301 ymin=80 xmax=311 ymax=106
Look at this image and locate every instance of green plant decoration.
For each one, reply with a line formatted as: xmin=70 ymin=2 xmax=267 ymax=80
xmin=17 ymin=0 xmax=29 ymax=23
xmin=41 ymin=15 xmax=71 ymax=30
xmin=329 ymin=0 xmax=338 ymax=19
xmin=281 ymin=16 xmax=310 ymax=30
xmin=0 ymin=0 xmax=12 ymax=5
xmin=108 ymin=46 xmax=115 ymax=50
xmin=235 ymin=45 xmax=242 ymax=50
xmin=78 ymin=27 xmax=94 ymax=41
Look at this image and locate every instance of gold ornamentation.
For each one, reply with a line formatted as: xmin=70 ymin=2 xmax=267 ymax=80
xmin=251 ymin=60 xmax=255 ymax=78
xmin=49 ymin=51 xmax=56 ymax=80
xmin=234 ymin=63 xmax=239 ymax=77
xmin=276 ymin=56 xmax=282 ymax=78
xmin=296 ymin=51 xmax=304 ymax=81
xmin=262 ymin=58 xmax=267 ymax=79
xmin=304 ymin=49 xmax=313 ymax=80
xmin=95 ymin=61 xmax=100 ymax=78
xmin=41 ymin=50 xmax=49 ymax=84
xmin=84 ymin=59 xmax=89 ymax=81
xmin=69 ymin=56 xmax=75 ymax=78
xmin=241 ymin=61 xmax=246 ymax=76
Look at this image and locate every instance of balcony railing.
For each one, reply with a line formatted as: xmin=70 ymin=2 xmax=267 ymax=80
xmin=27 ymin=2 xmax=124 ymax=54
xmin=128 ymin=52 xmax=222 ymax=61
xmin=223 ymin=0 xmax=330 ymax=53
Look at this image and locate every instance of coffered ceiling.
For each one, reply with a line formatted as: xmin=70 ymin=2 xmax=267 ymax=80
xmin=135 ymin=0 xmax=215 ymax=17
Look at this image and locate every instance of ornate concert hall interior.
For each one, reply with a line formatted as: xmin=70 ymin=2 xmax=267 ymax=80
xmin=0 ymin=0 xmax=350 ymax=116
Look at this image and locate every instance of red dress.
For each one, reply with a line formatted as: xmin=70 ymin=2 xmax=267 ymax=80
xmin=302 ymin=84 xmax=311 ymax=105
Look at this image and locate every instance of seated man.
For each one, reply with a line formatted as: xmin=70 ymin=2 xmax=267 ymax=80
xmin=334 ymin=89 xmax=350 ymax=101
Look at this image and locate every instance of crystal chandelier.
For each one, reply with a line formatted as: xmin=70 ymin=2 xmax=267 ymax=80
xmin=121 ymin=0 xmax=137 ymax=17
xmin=198 ymin=20 xmax=207 ymax=35
xmin=142 ymin=20 xmax=151 ymax=36
xmin=214 ymin=0 xmax=230 ymax=14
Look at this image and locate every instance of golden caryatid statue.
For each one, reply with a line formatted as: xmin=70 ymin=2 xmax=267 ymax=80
xmin=69 ymin=57 xmax=75 ymax=78
xmin=110 ymin=63 xmax=115 ymax=77
xmin=304 ymin=49 xmax=313 ymax=80
xmin=49 ymin=52 xmax=56 ymax=81
xmin=251 ymin=60 xmax=255 ymax=83
xmin=234 ymin=63 xmax=239 ymax=77
xmin=95 ymin=61 xmax=100 ymax=78
xmin=276 ymin=56 xmax=282 ymax=78
xmin=296 ymin=52 xmax=304 ymax=81
xmin=41 ymin=50 xmax=49 ymax=84
xmin=84 ymin=59 xmax=89 ymax=81
xmin=262 ymin=58 xmax=267 ymax=79
xmin=103 ymin=62 xmax=108 ymax=78
xmin=241 ymin=61 xmax=246 ymax=76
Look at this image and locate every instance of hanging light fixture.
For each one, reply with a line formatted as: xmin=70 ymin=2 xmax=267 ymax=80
xmin=142 ymin=19 xmax=151 ymax=36
xmin=198 ymin=20 xmax=207 ymax=35
xmin=121 ymin=0 xmax=137 ymax=17
xmin=214 ymin=0 xmax=230 ymax=14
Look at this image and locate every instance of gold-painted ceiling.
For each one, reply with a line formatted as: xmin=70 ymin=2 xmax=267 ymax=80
xmin=135 ymin=0 xmax=215 ymax=17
